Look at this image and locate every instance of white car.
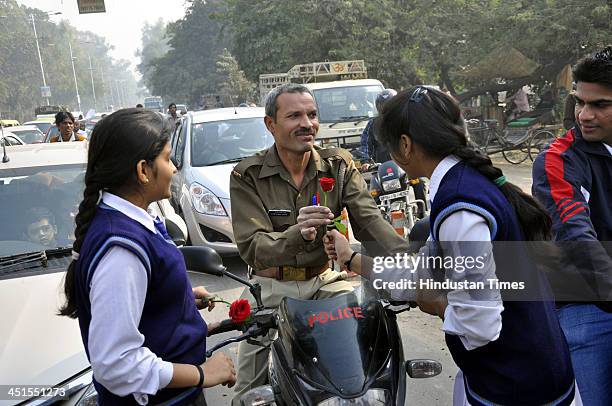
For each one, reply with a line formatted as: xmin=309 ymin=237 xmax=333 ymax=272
xmin=170 ymin=107 xmax=275 ymax=255
xmin=0 ymin=130 xmax=26 ymax=146
xmin=3 ymin=125 xmax=45 ymax=144
xmin=0 ymin=142 xmax=187 ymax=405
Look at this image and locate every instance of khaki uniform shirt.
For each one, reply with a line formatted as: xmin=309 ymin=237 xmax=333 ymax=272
xmin=230 ymin=145 xmax=409 ymax=271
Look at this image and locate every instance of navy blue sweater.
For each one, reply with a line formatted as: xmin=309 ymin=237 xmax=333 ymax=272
xmin=430 ymin=162 xmax=574 ymax=406
xmin=74 ymin=205 xmax=207 ymax=405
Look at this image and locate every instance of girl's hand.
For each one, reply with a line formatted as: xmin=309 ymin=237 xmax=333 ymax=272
xmin=202 ymin=352 xmax=236 ymax=388
xmin=324 ymin=229 xmax=353 ymax=265
xmin=192 ymin=286 xmax=215 ymax=311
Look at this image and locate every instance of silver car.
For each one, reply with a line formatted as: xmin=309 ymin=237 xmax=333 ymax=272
xmin=170 ymin=107 xmax=275 ymax=255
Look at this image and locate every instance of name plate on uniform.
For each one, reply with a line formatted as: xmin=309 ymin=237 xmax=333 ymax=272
xmin=282 ymin=266 xmax=307 ymax=281
xmin=268 ymin=209 xmax=291 ymax=217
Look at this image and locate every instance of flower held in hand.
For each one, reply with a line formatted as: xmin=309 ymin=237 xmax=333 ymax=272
xmin=319 ymin=177 xmax=336 ymax=206
xmin=229 ymin=299 xmax=251 ymax=324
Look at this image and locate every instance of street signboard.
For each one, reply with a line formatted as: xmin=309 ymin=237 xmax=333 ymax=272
xmin=41 ymin=86 xmax=51 ymax=98
xmin=77 ymin=0 xmax=106 ymax=14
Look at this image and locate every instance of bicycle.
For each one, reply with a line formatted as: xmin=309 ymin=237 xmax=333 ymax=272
xmin=467 ymin=119 xmax=532 ymax=164
xmin=527 ymin=124 xmax=564 ymax=161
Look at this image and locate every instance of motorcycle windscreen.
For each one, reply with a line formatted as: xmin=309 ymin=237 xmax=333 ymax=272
xmin=278 ymin=284 xmax=391 ymax=395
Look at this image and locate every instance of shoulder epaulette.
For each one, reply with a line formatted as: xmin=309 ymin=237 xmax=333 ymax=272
xmin=232 ymin=154 xmax=265 ymax=178
xmin=317 ymin=147 xmax=353 ymax=165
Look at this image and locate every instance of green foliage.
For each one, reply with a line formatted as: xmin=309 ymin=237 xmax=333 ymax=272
xmin=0 ymin=0 xmax=139 ymax=121
xmin=214 ymin=49 xmax=256 ymax=103
xmin=141 ymin=0 xmax=610 ymax=104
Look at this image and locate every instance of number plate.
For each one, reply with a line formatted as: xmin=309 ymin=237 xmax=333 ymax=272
xmin=379 ymin=189 xmax=410 ymax=203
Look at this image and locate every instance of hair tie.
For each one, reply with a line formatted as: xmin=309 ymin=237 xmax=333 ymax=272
xmin=494 ymin=176 xmax=507 ymax=187
xmin=72 ymin=250 xmax=80 ymax=261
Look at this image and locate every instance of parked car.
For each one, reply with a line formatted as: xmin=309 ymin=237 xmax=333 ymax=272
xmin=0 ymin=130 xmax=25 ymax=145
xmin=0 ymin=142 xmax=187 ymax=406
xmin=170 ymin=107 xmax=275 ymax=255
xmin=0 ymin=119 xmax=20 ymax=127
xmin=3 ymin=125 xmax=44 ymax=144
xmin=23 ymin=119 xmax=54 ymax=135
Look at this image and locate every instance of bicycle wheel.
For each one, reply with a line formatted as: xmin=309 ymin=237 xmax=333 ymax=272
xmin=500 ymin=128 xmax=530 ymax=164
xmin=529 ymin=130 xmax=556 ymax=161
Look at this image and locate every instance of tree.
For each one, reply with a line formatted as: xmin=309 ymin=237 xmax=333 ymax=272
xmin=214 ymin=48 xmax=256 ymax=103
xmin=136 ymin=19 xmax=170 ymax=93
xmin=145 ymin=0 xmax=230 ymax=104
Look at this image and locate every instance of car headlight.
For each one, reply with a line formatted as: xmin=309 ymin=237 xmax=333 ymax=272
xmin=189 ymin=182 xmax=227 ymax=216
xmin=382 ymin=178 xmax=401 ymax=192
xmin=317 ymin=389 xmax=390 ymax=406
xmin=75 ymin=383 xmax=98 ymax=406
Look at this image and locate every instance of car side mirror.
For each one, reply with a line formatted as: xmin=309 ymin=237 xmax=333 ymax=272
xmin=165 ymin=218 xmax=186 ymax=246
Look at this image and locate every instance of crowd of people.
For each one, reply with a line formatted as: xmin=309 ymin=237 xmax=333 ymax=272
xmin=54 ymin=46 xmax=611 ymax=405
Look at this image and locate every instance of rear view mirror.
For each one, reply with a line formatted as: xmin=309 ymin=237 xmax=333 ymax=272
xmin=406 ymin=359 xmax=442 ymax=378
xmin=165 ymin=218 xmax=186 ymax=246
xmin=179 ymin=246 xmax=226 ymax=276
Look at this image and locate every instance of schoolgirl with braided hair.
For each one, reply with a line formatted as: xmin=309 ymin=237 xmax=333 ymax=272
xmin=59 ymin=108 xmax=235 ymax=405
xmin=325 ymin=87 xmax=579 ymax=405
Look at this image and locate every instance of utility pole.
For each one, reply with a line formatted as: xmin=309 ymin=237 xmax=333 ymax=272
xmin=29 ymin=14 xmax=50 ymax=105
xmin=69 ymin=42 xmax=82 ymax=112
xmin=88 ymin=55 xmax=97 ymax=111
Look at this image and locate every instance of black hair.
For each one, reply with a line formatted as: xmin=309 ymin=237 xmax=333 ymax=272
xmin=136 ymin=103 xmax=143 ymax=108
xmin=55 ymin=111 xmax=75 ymax=125
xmin=59 ymin=108 xmax=173 ymax=318
xmin=26 ymin=206 xmax=56 ymax=225
xmin=168 ymin=102 xmax=176 ymax=109
xmin=376 ymin=86 xmax=552 ymax=241
xmin=573 ymin=46 xmax=612 ymax=89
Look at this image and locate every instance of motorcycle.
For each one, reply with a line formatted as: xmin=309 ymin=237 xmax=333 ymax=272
xmin=363 ymin=160 xmax=428 ymax=238
xmin=180 ymin=246 xmax=442 ymax=406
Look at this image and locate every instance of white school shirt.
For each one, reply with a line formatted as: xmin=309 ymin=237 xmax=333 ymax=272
xmin=374 ymin=155 xmax=503 ymax=350
xmin=87 ymin=192 xmax=174 ymax=405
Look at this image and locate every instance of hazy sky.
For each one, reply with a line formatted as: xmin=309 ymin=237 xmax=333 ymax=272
xmin=16 ymin=0 xmax=187 ymax=73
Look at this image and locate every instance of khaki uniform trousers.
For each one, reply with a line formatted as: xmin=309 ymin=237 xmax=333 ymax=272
xmin=231 ymin=268 xmax=354 ymax=406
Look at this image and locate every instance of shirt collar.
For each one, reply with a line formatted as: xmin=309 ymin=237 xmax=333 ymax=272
xmin=259 ymin=145 xmax=330 ymax=179
xmin=101 ymin=192 xmax=157 ymax=234
xmin=428 ymin=155 xmax=461 ymax=203
xmin=604 ymin=143 xmax=612 ymax=156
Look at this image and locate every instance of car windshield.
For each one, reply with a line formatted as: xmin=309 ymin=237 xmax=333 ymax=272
xmin=190 ymin=117 xmax=274 ymax=166
xmin=11 ymin=130 xmax=44 ymax=144
xmin=0 ymin=164 xmax=84 ymax=258
xmin=313 ymin=85 xmax=382 ymax=123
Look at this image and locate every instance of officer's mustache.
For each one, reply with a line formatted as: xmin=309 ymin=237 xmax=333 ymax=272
xmin=293 ymin=128 xmax=315 ymax=137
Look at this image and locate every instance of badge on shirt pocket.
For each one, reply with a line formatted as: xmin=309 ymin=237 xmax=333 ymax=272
xmin=269 ymin=209 xmax=292 ymax=232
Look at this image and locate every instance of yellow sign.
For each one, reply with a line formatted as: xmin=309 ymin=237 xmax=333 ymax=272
xmin=77 ymin=0 xmax=106 ymax=14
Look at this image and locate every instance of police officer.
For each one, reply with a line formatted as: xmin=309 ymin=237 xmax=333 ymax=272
xmin=229 ymin=83 xmax=409 ymax=404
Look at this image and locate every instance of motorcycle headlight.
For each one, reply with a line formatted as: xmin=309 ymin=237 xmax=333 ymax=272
xmin=382 ymin=178 xmax=401 ymax=192
xmin=189 ymin=182 xmax=227 ymax=216
xmin=317 ymin=389 xmax=390 ymax=406
xmin=75 ymin=383 xmax=98 ymax=406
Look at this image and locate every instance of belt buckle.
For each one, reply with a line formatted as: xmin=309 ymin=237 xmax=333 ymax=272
xmin=282 ymin=266 xmax=307 ymax=281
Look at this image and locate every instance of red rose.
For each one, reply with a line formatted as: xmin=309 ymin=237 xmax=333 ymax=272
xmin=229 ymin=299 xmax=251 ymax=324
xmin=320 ymin=177 xmax=335 ymax=192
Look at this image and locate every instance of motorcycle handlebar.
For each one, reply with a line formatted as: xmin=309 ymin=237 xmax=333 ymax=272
xmin=208 ymin=318 xmax=242 ymax=336
xmin=206 ymin=309 xmax=278 ymax=357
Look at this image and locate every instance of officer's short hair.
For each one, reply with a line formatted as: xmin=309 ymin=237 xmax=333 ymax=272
xmin=265 ymin=84 xmax=314 ymax=120
xmin=168 ymin=102 xmax=176 ymax=109
xmin=573 ymin=46 xmax=612 ymax=90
